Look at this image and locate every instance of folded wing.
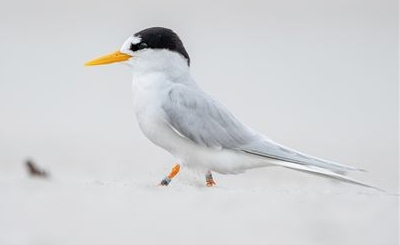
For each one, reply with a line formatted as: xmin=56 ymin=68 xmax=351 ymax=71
xmin=162 ymin=85 xmax=364 ymax=177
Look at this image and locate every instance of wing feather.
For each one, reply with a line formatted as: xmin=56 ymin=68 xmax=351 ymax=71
xmin=162 ymin=85 xmax=361 ymax=173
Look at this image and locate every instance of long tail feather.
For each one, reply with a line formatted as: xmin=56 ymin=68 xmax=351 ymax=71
xmin=266 ymin=158 xmax=383 ymax=191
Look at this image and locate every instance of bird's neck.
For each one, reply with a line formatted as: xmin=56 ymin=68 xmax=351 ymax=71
xmin=129 ymin=50 xmax=194 ymax=86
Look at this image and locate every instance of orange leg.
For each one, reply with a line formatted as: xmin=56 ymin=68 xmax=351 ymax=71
xmin=159 ymin=164 xmax=180 ymax=186
xmin=205 ymin=171 xmax=216 ymax=187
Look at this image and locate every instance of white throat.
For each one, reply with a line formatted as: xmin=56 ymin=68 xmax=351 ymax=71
xmin=124 ymin=49 xmax=192 ymax=85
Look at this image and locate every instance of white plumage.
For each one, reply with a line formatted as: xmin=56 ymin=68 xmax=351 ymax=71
xmin=86 ymin=27 xmax=378 ymax=189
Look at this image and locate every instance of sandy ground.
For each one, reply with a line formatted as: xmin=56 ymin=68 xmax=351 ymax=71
xmin=1 ymin=167 xmax=398 ymax=245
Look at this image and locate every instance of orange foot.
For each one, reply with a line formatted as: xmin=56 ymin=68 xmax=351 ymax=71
xmin=205 ymin=171 xmax=216 ymax=187
xmin=206 ymin=179 xmax=216 ymax=187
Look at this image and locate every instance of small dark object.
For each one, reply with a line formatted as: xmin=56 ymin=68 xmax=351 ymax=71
xmin=159 ymin=178 xmax=171 ymax=186
xmin=25 ymin=160 xmax=49 ymax=178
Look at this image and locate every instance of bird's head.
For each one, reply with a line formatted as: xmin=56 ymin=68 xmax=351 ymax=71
xmin=85 ymin=27 xmax=190 ymax=71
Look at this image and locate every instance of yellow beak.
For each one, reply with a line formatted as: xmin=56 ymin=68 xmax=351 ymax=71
xmin=84 ymin=50 xmax=132 ymax=66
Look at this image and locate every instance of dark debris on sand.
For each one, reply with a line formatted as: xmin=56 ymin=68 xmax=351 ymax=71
xmin=25 ymin=159 xmax=49 ymax=178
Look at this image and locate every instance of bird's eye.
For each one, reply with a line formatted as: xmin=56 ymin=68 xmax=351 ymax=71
xmin=130 ymin=43 xmax=138 ymax=52
xmin=139 ymin=42 xmax=148 ymax=49
xmin=130 ymin=42 xmax=148 ymax=52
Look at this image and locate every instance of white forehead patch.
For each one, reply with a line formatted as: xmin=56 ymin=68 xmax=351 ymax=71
xmin=120 ymin=35 xmax=142 ymax=53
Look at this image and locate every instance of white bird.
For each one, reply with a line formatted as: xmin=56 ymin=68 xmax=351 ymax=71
xmin=85 ymin=27 xmax=376 ymax=189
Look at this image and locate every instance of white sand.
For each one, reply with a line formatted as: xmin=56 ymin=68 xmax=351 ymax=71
xmin=1 ymin=167 xmax=397 ymax=245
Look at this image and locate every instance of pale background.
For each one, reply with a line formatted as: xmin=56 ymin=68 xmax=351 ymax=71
xmin=0 ymin=0 xmax=398 ymax=244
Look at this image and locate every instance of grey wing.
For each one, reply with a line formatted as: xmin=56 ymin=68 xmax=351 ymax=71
xmin=161 ymin=85 xmax=260 ymax=149
xmin=162 ymin=85 xmax=361 ymax=173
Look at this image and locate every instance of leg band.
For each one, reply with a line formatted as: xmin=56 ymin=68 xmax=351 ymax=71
xmin=160 ymin=177 xmax=171 ymax=186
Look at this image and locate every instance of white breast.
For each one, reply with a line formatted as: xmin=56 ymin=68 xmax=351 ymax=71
xmin=132 ymin=73 xmax=174 ymax=149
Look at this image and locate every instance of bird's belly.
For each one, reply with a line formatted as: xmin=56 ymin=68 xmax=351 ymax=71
xmin=178 ymin=143 xmax=269 ymax=174
xmin=135 ymin=109 xmax=178 ymax=153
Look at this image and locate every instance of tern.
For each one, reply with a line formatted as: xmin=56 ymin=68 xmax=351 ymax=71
xmin=85 ymin=27 xmax=376 ymax=189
